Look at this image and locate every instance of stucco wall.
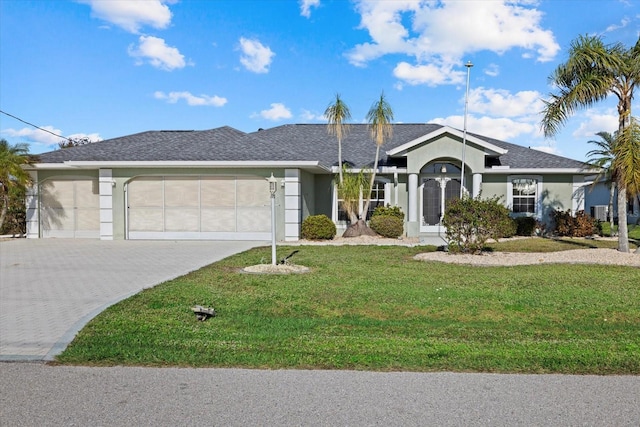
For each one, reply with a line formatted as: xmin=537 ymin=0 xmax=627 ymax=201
xmin=407 ymin=136 xmax=486 ymax=175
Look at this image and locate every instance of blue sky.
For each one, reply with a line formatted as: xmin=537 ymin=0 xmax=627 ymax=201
xmin=1 ymin=0 xmax=638 ymax=160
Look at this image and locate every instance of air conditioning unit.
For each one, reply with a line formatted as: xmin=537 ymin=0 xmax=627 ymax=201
xmin=590 ymin=205 xmax=608 ymax=222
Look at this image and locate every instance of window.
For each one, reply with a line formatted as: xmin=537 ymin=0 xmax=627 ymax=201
xmin=366 ymin=182 xmax=385 ymax=220
xmin=510 ymin=177 xmax=539 ymax=215
xmin=335 ymin=180 xmax=388 ymax=222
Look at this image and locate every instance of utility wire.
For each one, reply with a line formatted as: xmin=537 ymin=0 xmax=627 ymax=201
xmin=0 ymin=109 xmax=69 ymax=140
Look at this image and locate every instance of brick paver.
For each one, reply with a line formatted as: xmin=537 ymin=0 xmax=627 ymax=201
xmin=0 ymin=239 xmax=264 ymax=360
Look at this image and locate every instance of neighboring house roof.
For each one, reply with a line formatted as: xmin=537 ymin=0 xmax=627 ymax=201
xmin=36 ymin=123 xmax=589 ymax=172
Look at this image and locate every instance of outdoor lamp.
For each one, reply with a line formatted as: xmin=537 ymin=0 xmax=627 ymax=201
xmin=440 ymin=164 xmax=447 ymax=174
xmin=268 ymin=173 xmax=277 ymax=196
xmin=267 ymin=173 xmax=277 ymax=264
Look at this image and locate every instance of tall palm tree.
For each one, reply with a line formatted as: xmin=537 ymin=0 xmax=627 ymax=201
xmin=614 ymin=118 xmax=640 ymax=208
xmin=324 ymin=94 xmax=351 ymax=185
xmin=0 ymin=139 xmax=34 ymax=230
xmin=586 ymin=131 xmax=617 ymax=231
xmin=362 ymin=91 xmax=394 ymax=219
xmin=541 ymin=34 xmax=640 ymax=253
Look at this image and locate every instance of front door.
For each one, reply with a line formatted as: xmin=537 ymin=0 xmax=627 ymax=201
xmin=420 ymin=177 xmax=460 ymax=232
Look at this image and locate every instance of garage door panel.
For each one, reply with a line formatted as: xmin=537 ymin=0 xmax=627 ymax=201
xmin=76 ymin=209 xmax=100 ymax=231
xmin=129 ymin=178 xmax=163 ymax=207
xmin=201 ymin=208 xmax=235 ymax=232
xmin=129 ymin=208 xmax=164 ymax=232
xmin=165 ymin=208 xmax=199 ymax=231
xmin=40 ymin=178 xmax=99 ymax=238
xmin=201 ymin=178 xmax=235 ymax=207
xmin=128 ymin=175 xmax=273 ymax=239
xmin=165 ymin=177 xmax=199 ymax=207
xmin=237 ymin=179 xmax=270 ymax=207
xmin=75 ymin=180 xmax=100 ymax=208
xmin=44 ymin=180 xmax=75 ymax=207
xmin=237 ymin=207 xmax=270 ymax=232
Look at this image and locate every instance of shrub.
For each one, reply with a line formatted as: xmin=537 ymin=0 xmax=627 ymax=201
xmin=371 ymin=204 xmax=405 ymax=220
xmin=370 ymin=215 xmax=404 ymax=238
xmin=443 ymin=196 xmax=515 ymax=254
xmin=300 ymin=214 xmax=336 ymax=240
xmin=514 ymin=216 xmax=537 ymax=236
xmin=0 ymin=185 xmax=26 ymax=235
xmin=551 ymin=209 xmax=598 ymax=237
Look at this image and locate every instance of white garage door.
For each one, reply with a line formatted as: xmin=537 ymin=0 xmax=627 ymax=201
xmin=127 ymin=176 xmax=272 ymax=240
xmin=40 ymin=178 xmax=100 ymax=238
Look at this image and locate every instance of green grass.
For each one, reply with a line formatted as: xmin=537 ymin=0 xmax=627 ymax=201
xmin=56 ymin=239 xmax=640 ymax=374
xmin=600 ymin=223 xmax=640 ymax=240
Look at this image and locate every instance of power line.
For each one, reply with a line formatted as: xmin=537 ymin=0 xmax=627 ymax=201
xmin=0 ymin=109 xmax=69 ymax=140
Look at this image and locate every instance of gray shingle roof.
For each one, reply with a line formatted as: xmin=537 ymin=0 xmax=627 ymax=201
xmin=36 ymin=123 xmax=588 ymax=171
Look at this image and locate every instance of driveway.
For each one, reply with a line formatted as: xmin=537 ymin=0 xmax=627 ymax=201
xmin=0 ymin=239 xmax=265 ymax=361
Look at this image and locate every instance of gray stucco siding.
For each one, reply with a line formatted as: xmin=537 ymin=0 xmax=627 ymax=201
xmin=406 ymin=136 xmax=485 ymax=175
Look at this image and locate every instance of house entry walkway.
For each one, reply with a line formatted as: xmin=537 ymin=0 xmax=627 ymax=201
xmin=0 ymin=239 xmax=265 ymax=361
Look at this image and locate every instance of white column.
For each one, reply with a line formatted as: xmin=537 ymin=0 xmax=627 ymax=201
xmin=408 ymin=173 xmax=418 ymax=222
xmin=25 ymin=171 xmax=39 ymax=238
xmin=284 ymin=169 xmax=301 ymax=241
xmin=99 ymin=169 xmax=114 ymax=240
xmin=472 ymin=173 xmax=482 ymax=198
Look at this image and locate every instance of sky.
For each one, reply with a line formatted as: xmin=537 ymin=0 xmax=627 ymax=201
xmin=1 ymin=0 xmax=639 ymax=161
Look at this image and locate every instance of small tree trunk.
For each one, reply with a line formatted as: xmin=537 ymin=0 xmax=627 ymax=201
xmin=342 ymin=219 xmax=378 ymax=237
xmin=608 ymin=181 xmax=616 ymax=235
xmin=617 ymin=181 xmax=629 ymax=253
xmin=0 ymin=192 xmax=8 ymax=232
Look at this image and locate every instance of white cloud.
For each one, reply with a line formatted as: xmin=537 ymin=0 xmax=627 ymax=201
xmin=154 ymin=91 xmax=227 ymax=107
xmin=239 ymin=37 xmax=275 ymax=73
xmin=67 ymin=132 xmax=103 ymax=142
xmin=300 ymin=0 xmax=320 ymax=18
xmin=79 ymin=0 xmax=173 ymax=34
xmin=1 ymin=127 xmax=102 ymax=152
xmin=2 ymin=126 xmax=65 ymax=145
xmin=484 ymin=63 xmax=500 ymax=77
xmin=432 ymin=115 xmax=536 ymax=142
xmin=571 ymin=109 xmax=618 ymax=139
xmin=128 ymin=36 xmax=188 ymax=71
xmin=393 ymin=62 xmax=466 ymax=86
xmin=467 ymin=87 xmax=545 ymax=119
xmin=254 ymin=103 xmax=292 ymax=121
xmin=300 ymin=109 xmax=324 ymax=121
xmin=347 ymin=0 xmax=559 ymax=86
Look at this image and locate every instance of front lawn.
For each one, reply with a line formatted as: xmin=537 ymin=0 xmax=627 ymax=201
xmin=57 ymin=240 xmax=640 ymax=374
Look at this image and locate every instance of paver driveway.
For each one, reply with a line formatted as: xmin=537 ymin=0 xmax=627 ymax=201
xmin=0 ymin=239 xmax=264 ymax=361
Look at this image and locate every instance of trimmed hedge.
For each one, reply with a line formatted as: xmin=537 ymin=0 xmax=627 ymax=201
xmin=370 ymin=215 xmax=404 ymax=238
xmin=300 ymin=214 xmax=336 ymax=240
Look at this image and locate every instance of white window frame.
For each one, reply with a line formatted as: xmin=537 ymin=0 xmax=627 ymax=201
xmin=332 ymin=178 xmax=391 ymax=224
xmin=507 ymin=175 xmax=543 ymax=219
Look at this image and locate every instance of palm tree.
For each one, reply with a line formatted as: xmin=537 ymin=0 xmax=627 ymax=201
xmin=614 ymin=117 xmax=640 ymax=209
xmin=324 ymin=94 xmax=352 ymax=185
xmin=362 ymin=91 xmax=394 ymax=218
xmin=0 ymin=139 xmax=34 ymax=231
xmin=586 ymin=131 xmax=617 ymax=232
xmin=541 ymin=34 xmax=640 ymax=253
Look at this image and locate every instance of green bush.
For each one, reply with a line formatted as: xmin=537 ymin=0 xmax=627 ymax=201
xmin=300 ymin=214 xmax=336 ymax=240
xmin=514 ymin=216 xmax=537 ymax=236
xmin=370 ymin=215 xmax=404 ymax=238
xmin=371 ymin=204 xmax=405 ymax=220
xmin=0 ymin=185 xmax=26 ymax=235
xmin=443 ymin=196 xmax=516 ymax=254
xmin=551 ymin=209 xmax=598 ymax=237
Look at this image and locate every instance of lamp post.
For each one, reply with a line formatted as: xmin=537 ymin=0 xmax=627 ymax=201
xmin=460 ymin=60 xmax=473 ymax=198
xmin=267 ymin=173 xmax=277 ymax=265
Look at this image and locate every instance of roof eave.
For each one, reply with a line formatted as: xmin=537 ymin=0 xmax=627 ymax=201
xmin=29 ymin=160 xmax=330 ymax=172
xmin=386 ymin=126 xmax=508 ymax=157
